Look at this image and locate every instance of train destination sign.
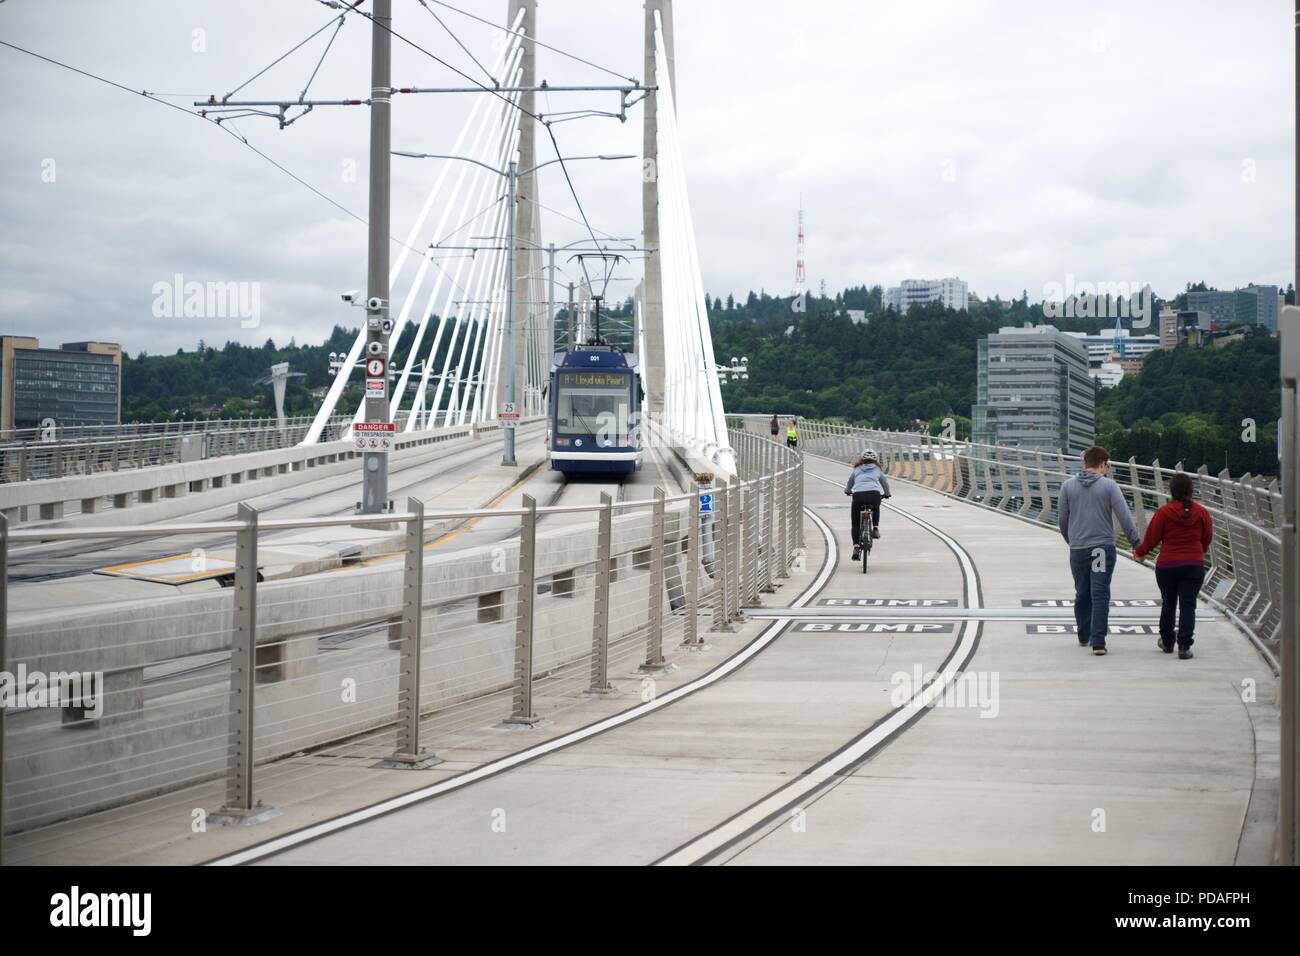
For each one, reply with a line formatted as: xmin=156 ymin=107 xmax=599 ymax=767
xmin=558 ymin=371 xmax=627 ymax=388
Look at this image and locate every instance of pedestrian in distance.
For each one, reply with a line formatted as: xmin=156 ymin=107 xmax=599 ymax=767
xmin=770 ymin=413 xmax=780 ymax=438
xmin=786 ymin=420 xmax=799 ymax=448
xmin=1057 ymin=445 xmax=1140 ymax=656
xmin=1133 ymin=473 xmax=1213 ymax=660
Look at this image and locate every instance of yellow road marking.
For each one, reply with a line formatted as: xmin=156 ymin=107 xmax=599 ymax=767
xmin=339 ymin=462 xmax=547 ymax=569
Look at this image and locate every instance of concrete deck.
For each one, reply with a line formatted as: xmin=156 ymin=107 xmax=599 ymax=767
xmin=3 ymin=454 xmax=1276 ymax=865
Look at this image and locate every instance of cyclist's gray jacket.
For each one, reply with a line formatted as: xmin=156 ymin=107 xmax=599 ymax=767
xmin=844 ymin=463 xmax=891 ymax=496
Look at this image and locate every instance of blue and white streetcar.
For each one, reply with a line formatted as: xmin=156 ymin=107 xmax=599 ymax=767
xmin=547 ymin=345 xmax=642 ymax=476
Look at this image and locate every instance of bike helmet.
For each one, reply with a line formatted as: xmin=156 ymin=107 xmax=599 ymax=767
xmin=861 ymin=449 xmax=879 ymax=463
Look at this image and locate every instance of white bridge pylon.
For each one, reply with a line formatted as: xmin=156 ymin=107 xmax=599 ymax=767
xmin=651 ymin=10 xmax=733 ymax=474
xmin=302 ymin=8 xmax=550 ymax=444
xmin=301 ymin=3 xmax=730 ymax=471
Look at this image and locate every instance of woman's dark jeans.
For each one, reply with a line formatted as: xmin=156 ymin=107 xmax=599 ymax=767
xmin=1154 ymin=564 xmax=1206 ymax=649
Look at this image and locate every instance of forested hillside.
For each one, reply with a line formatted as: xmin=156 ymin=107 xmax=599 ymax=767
xmin=118 ymin=284 xmax=1279 ymax=474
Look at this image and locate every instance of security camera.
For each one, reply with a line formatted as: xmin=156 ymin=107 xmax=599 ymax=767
xmin=341 ymin=290 xmax=360 ymax=304
xmin=366 ymin=296 xmax=385 ymax=312
xmin=366 ymin=341 xmax=384 ymax=356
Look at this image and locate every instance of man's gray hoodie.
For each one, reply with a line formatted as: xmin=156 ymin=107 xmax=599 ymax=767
xmin=1058 ymin=470 xmax=1139 ymax=550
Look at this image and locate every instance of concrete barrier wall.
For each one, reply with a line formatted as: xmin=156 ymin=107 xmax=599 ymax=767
xmin=0 ymin=419 xmax=537 ymax=526
xmin=3 ymin=500 xmax=699 ymax=829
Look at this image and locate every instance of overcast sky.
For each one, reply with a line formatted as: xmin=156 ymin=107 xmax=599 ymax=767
xmin=0 ymin=0 xmax=1291 ymax=355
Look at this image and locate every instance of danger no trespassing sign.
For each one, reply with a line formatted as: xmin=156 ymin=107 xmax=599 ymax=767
xmin=354 ymin=421 xmax=396 ymax=453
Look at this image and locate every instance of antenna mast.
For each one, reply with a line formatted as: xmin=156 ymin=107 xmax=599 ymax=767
xmin=794 ymin=195 xmax=806 ymax=295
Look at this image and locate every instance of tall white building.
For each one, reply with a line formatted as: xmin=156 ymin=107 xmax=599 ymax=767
xmin=1062 ymin=329 xmax=1162 ymax=365
xmin=884 ymin=277 xmax=969 ymax=312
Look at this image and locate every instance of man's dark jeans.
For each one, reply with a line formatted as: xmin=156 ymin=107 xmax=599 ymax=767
xmin=1070 ymin=545 xmax=1116 ymax=648
xmin=1155 ymin=564 xmax=1206 ymax=649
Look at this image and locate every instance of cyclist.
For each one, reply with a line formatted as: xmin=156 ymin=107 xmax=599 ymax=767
xmin=843 ymin=449 xmax=891 ymax=561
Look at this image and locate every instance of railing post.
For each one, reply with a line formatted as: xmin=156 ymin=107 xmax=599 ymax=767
xmin=588 ymin=493 xmax=615 ymax=693
xmin=214 ymin=503 xmax=274 ymax=823
xmin=741 ymin=479 xmax=759 ymax=605
xmin=762 ymin=470 xmax=777 ymax=593
xmin=1279 ymin=303 xmax=1299 ymax=865
xmin=728 ymin=477 xmax=745 ymax=622
xmin=711 ymin=476 xmax=735 ymax=632
xmin=795 ymin=451 xmax=806 ymax=549
xmin=776 ymin=464 xmax=790 ymax=580
xmin=0 ymin=513 xmax=7 ymax=864
xmin=508 ymin=495 xmax=539 ymax=725
xmin=641 ymin=487 xmax=667 ymax=670
xmin=384 ymin=498 xmax=439 ymax=768
xmin=682 ymin=487 xmax=704 ymax=648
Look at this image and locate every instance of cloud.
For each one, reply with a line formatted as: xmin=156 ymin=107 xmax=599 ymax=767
xmin=0 ymin=0 xmax=1290 ymax=356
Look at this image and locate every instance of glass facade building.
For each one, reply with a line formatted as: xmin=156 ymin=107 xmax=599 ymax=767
xmin=972 ymin=326 xmax=1094 ymax=454
xmin=1186 ymin=286 xmax=1279 ymax=332
xmin=1 ymin=338 xmax=122 ymax=431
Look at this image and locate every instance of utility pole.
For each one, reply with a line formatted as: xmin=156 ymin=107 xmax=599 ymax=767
xmin=503 ymin=158 xmax=519 ymax=466
xmin=361 ymin=0 xmax=393 ymax=513
xmin=547 ymin=241 xmax=557 ymax=357
xmin=642 ymin=0 xmax=675 ymax=423
xmin=567 ymin=282 xmax=575 ymax=351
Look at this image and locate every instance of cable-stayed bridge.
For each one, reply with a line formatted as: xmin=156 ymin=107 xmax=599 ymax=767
xmin=0 ymin=0 xmax=1296 ymax=871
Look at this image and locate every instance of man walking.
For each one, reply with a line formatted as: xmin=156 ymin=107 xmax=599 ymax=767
xmin=1057 ymin=445 xmax=1139 ymax=656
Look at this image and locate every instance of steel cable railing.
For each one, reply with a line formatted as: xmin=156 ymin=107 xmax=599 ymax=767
xmin=0 ymin=428 xmax=803 ymax=859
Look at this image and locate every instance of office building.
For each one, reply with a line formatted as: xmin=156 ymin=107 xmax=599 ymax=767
xmin=1186 ymin=285 xmax=1278 ymax=332
xmin=884 ymin=277 xmax=969 ymax=312
xmin=1063 ymin=329 xmax=1162 ymax=365
xmin=972 ymin=325 xmax=1094 ymax=454
xmin=1237 ymin=284 xmax=1278 ymax=332
xmin=0 ymin=336 xmax=122 ymax=432
xmin=1185 ymin=290 xmax=1235 ymax=328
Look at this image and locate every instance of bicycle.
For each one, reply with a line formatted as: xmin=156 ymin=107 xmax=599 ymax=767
xmin=858 ymin=504 xmax=874 ymax=573
xmin=856 ymin=493 xmax=891 ymax=573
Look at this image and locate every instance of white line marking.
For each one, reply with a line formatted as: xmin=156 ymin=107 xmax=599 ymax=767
xmin=655 ymin=470 xmax=983 ymax=866
xmin=206 ymin=504 xmax=838 ymax=865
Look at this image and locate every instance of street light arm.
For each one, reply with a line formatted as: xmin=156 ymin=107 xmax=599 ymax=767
xmin=392 ymin=151 xmax=505 ymax=177
xmin=394 ymin=150 xmax=635 ymax=180
xmin=516 ymin=153 xmax=635 ymax=178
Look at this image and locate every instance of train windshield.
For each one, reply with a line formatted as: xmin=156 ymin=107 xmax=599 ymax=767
xmin=555 ymin=371 xmax=633 ymax=444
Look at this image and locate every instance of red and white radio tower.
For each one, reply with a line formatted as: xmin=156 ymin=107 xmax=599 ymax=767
xmin=793 ymin=195 xmax=806 ymax=295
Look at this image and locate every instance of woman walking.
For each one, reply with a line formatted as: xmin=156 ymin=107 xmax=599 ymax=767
xmin=1133 ymin=473 xmax=1213 ymax=659
xmin=786 ymin=420 xmax=799 ymax=448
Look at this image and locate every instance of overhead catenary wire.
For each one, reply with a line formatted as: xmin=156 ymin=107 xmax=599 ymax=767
xmin=0 ymin=38 xmax=371 ymax=231
xmin=220 ymin=2 xmax=356 ymax=103
xmin=420 ymin=0 xmax=638 ymax=84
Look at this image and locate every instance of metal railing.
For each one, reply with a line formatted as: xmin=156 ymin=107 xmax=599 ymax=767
xmin=0 ymin=414 xmax=365 ymax=484
xmin=748 ymin=415 xmax=1282 ymax=670
xmin=0 ymin=427 xmax=802 ymax=858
